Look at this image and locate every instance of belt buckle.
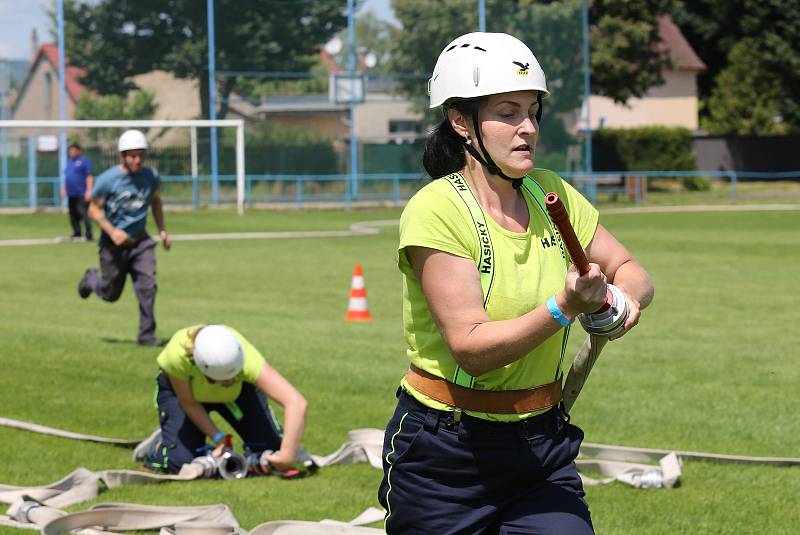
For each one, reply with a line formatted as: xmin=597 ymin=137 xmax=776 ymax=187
xmin=453 ymin=408 xmax=462 ymax=422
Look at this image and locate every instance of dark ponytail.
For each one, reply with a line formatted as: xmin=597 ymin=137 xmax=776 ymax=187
xmin=422 ymin=100 xmax=477 ymax=179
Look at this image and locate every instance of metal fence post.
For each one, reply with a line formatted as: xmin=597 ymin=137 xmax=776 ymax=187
xmin=190 ymin=126 xmax=199 ymax=210
xmin=635 ymin=175 xmax=641 ymax=204
xmin=28 ymin=136 xmax=36 ymax=208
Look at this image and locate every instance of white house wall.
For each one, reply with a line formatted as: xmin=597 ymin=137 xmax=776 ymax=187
xmin=354 ymin=93 xmax=422 ymax=143
xmin=588 ymin=71 xmax=700 ymax=130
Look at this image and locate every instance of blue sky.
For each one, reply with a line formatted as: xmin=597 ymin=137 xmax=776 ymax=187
xmin=0 ymin=0 xmax=398 ymax=61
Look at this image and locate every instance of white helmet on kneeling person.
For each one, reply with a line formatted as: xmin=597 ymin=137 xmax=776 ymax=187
xmin=194 ymin=325 xmax=244 ymax=381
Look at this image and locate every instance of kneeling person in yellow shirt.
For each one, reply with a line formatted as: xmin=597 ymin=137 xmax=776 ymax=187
xmin=145 ymin=324 xmax=307 ymax=474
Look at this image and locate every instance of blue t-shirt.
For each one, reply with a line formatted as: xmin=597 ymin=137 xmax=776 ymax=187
xmin=92 ymin=166 xmax=160 ymax=238
xmin=64 ymin=155 xmax=93 ymax=197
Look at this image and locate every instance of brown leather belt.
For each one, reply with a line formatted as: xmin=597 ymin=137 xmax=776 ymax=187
xmin=405 ymin=365 xmax=562 ymax=414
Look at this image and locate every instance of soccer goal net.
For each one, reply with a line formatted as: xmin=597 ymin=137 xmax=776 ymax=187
xmin=0 ymin=119 xmax=246 ymax=214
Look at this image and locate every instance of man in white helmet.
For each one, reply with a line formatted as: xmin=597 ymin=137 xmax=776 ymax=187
xmin=78 ymin=129 xmax=171 ymax=346
xmin=378 ymin=32 xmax=654 ymax=534
xmin=143 ymin=324 xmax=307 ymax=476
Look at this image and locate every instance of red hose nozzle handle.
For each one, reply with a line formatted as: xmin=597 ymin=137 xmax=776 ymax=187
xmin=544 ymin=192 xmax=590 ymax=275
xmin=544 ymin=192 xmax=611 ymax=313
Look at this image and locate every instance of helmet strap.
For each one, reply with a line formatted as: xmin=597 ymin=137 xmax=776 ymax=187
xmin=466 ymin=104 xmax=523 ymax=190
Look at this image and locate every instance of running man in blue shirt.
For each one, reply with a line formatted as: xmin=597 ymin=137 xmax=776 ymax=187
xmin=78 ymin=130 xmax=171 ymax=346
xmin=61 ymin=143 xmax=94 ymax=241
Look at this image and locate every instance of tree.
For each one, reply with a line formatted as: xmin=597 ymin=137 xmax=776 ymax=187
xmin=703 ymin=39 xmax=789 ymax=135
xmin=53 ymin=0 xmax=352 ymax=120
xmin=388 ymin=0 xmax=677 ymax=110
xmin=673 ymin=0 xmax=800 ymax=131
xmin=387 ymin=0 xmax=676 ymax=167
xmin=232 ymin=12 xmax=400 ymax=100
xmin=73 ymin=90 xmax=157 ymax=143
xmin=589 ymin=0 xmax=677 ymax=103
xmin=74 ymin=90 xmax=156 ymax=121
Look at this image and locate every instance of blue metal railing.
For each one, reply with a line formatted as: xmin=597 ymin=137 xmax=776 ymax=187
xmin=3 ymin=171 xmax=799 ymax=209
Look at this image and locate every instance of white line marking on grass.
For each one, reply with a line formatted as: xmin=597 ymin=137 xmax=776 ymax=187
xmin=0 ymin=220 xmax=401 ymax=247
xmin=2 ymin=205 xmax=798 ymax=246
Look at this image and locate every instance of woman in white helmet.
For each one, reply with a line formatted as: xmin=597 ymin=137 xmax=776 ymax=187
xmin=144 ymin=324 xmax=308 ymax=475
xmin=378 ymin=32 xmax=654 ymax=533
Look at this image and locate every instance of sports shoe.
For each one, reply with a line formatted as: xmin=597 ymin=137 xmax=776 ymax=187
xmin=78 ymin=268 xmax=96 ymax=299
xmin=133 ymin=428 xmax=163 ymax=462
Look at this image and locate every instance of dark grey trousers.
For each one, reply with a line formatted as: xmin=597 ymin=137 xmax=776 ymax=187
xmin=85 ymin=235 xmax=158 ymax=343
xmin=67 ymin=196 xmax=93 ymax=239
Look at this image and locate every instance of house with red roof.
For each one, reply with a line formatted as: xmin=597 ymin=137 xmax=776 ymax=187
xmin=11 ymin=44 xmax=89 ymax=121
xmin=579 ymin=15 xmax=706 ymax=131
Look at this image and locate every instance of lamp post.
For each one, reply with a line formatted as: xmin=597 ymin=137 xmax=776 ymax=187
xmin=207 ymin=0 xmax=219 ymax=204
xmin=347 ymin=0 xmax=358 ymax=202
xmin=582 ymin=0 xmax=592 ymax=174
xmin=57 ymin=0 xmax=67 ymax=206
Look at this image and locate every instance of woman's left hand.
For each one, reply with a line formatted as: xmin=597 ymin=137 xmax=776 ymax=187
xmin=609 ymin=288 xmax=641 ymax=341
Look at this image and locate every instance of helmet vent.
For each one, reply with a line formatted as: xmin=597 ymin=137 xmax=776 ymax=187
xmin=446 ymin=45 xmax=457 ymax=52
xmin=474 ymin=46 xmax=486 ymax=51
xmin=460 ymin=43 xmax=470 ymax=48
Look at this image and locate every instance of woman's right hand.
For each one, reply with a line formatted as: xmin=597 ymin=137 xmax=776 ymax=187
xmin=559 ymin=263 xmax=608 ymax=317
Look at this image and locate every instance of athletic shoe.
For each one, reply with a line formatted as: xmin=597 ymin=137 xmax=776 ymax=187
xmin=78 ymin=268 xmax=96 ymax=299
xmin=133 ymin=428 xmax=162 ymax=462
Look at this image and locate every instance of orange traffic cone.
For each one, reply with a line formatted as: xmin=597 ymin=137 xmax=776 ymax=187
xmin=345 ymin=263 xmax=372 ymax=321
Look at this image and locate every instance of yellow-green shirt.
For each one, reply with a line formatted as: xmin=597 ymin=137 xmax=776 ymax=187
xmin=156 ymin=325 xmax=265 ymax=403
xmin=398 ymin=169 xmax=598 ymax=421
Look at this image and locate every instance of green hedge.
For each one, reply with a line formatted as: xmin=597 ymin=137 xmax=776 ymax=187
xmin=592 ymin=127 xmax=697 ymax=172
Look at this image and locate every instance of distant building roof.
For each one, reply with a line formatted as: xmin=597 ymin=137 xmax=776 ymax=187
xmin=39 ymin=44 xmax=89 ymax=102
xmin=657 ymin=15 xmax=706 ymax=72
xmin=36 ymin=43 xmax=87 ymax=102
xmin=12 ymin=43 xmax=89 ymax=115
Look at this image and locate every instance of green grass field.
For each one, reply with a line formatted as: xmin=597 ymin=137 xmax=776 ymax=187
xmin=1 ymin=206 xmax=799 ymax=534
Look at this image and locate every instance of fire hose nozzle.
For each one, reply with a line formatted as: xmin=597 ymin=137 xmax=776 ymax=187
xmin=191 ymin=448 xmax=249 ymax=480
xmin=578 ymin=283 xmax=628 ymax=337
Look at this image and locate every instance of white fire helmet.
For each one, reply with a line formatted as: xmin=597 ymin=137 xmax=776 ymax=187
xmin=118 ymin=129 xmax=148 ymax=152
xmin=193 ymin=325 xmax=244 ymax=381
xmin=428 ymin=32 xmax=549 ymax=109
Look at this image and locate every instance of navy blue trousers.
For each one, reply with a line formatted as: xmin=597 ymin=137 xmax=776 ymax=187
xmin=378 ymin=389 xmax=594 ymax=534
xmin=147 ymin=372 xmax=283 ymax=473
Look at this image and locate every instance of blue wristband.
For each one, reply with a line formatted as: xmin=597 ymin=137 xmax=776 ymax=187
xmin=546 ymin=296 xmax=573 ymax=327
xmin=211 ymin=431 xmax=225 ymax=445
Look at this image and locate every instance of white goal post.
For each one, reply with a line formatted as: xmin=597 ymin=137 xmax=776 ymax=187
xmin=0 ymin=119 xmax=247 ymax=215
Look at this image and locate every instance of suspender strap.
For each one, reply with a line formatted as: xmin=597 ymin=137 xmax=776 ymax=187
xmin=442 ymin=173 xmax=492 ymax=387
